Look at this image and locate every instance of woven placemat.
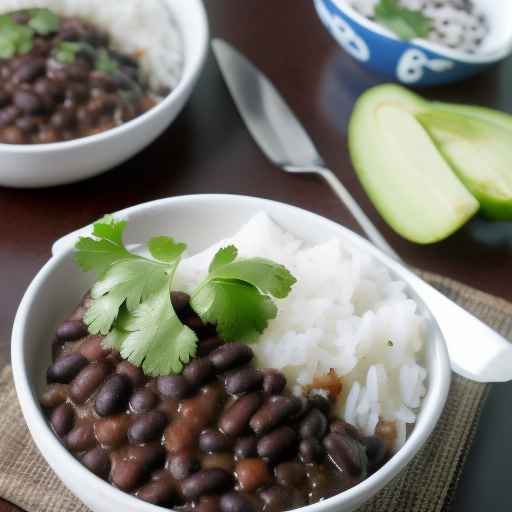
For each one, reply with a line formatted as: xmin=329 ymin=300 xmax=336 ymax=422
xmin=1 ymin=272 xmax=510 ymax=512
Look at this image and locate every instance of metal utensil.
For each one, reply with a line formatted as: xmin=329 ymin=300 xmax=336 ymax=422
xmin=212 ymin=38 xmax=512 ymax=383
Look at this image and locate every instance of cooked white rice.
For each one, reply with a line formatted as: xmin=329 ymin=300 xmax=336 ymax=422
xmin=176 ymin=213 xmax=428 ymax=449
xmin=0 ymin=0 xmax=183 ymax=92
xmin=349 ymin=0 xmax=489 ymax=54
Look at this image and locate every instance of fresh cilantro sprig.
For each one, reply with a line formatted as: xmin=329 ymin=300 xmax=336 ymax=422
xmin=0 ymin=9 xmax=60 ymax=59
xmin=191 ymin=246 xmax=296 ymax=342
xmin=75 ymin=216 xmax=296 ymax=376
xmin=374 ymin=0 xmax=432 ymax=41
xmin=28 ymin=8 xmax=60 ymax=35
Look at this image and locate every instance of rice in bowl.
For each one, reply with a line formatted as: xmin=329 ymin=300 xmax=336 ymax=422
xmin=177 ymin=213 xmax=428 ymax=450
xmin=0 ymin=0 xmax=184 ymax=94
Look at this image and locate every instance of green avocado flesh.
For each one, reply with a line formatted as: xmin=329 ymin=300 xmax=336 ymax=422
xmin=418 ymin=108 xmax=512 ymax=220
xmin=348 ymin=85 xmax=479 ymax=244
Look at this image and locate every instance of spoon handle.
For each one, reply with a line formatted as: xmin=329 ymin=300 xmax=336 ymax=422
xmin=301 ymin=166 xmax=512 ymax=383
xmin=305 ymin=165 xmax=401 ymax=261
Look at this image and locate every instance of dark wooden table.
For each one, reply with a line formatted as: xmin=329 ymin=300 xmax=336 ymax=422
xmin=1 ymin=1 xmax=511 ymax=511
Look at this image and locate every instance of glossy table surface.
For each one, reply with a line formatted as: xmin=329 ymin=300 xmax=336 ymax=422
xmin=1 ymin=1 xmax=511 ymax=510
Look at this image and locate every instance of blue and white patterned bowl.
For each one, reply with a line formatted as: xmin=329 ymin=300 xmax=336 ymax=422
xmin=314 ymin=0 xmax=512 ymax=86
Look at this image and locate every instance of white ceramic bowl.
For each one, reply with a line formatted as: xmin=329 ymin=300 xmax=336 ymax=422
xmin=12 ymin=195 xmax=451 ymax=512
xmin=0 ymin=0 xmax=209 ymax=189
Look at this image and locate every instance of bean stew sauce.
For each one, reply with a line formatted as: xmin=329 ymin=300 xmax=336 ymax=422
xmin=0 ymin=9 xmax=157 ymax=145
xmin=41 ymin=292 xmax=391 ymax=512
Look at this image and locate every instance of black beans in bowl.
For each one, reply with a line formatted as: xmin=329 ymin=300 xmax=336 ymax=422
xmin=41 ymin=293 xmax=392 ymax=512
xmin=0 ymin=8 xmax=160 ymax=145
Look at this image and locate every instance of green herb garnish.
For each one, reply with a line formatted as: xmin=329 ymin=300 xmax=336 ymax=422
xmin=28 ymin=8 xmax=60 ymax=35
xmin=190 ymin=245 xmax=296 ymax=342
xmin=0 ymin=17 xmax=34 ymax=59
xmin=95 ymin=49 xmax=119 ymax=74
xmin=374 ymin=0 xmax=432 ymax=41
xmin=75 ymin=216 xmax=296 ymax=376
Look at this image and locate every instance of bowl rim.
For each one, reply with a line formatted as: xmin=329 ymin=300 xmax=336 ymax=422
xmin=0 ymin=0 xmax=209 ymax=153
xmin=323 ymin=0 xmax=512 ymax=64
xmin=11 ymin=194 xmax=451 ymax=512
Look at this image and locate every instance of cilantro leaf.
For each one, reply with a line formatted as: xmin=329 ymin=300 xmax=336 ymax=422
xmin=374 ymin=0 xmax=432 ymax=41
xmin=209 ymin=245 xmax=238 ymax=273
xmin=149 ymin=236 xmax=187 ymax=263
xmin=28 ymin=8 xmax=60 ymax=35
xmin=190 ymin=248 xmax=297 ymax=342
xmin=76 ymin=215 xmax=198 ymax=376
xmin=192 ymin=279 xmax=277 ymax=343
xmin=75 ymin=215 xmax=132 ymax=276
xmin=96 ymin=49 xmax=119 ymax=74
xmin=85 ymin=258 xmax=170 ymax=335
xmin=105 ymin=284 xmax=197 ymax=376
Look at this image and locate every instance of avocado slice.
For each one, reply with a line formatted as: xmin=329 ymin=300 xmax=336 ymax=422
xmin=418 ymin=108 xmax=512 ymax=221
xmin=348 ymin=85 xmax=479 ymax=244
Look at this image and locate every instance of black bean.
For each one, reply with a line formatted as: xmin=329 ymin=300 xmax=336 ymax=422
xmin=198 ymin=337 xmax=223 ymax=357
xmin=94 ymin=415 xmax=130 ymax=448
xmin=225 ymin=367 xmax=263 ymax=395
xmin=299 ymin=438 xmax=325 ymax=464
xmin=47 ymin=352 xmax=88 ymax=383
xmin=199 ymin=429 xmax=234 ymax=453
xmin=308 ymin=394 xmax=332 ymax=416
xmin=38 ymin=126 xmax=61 ymax=144
xmin=220 ymin=393 xmax=262 ymax=437
xmin=196 ymin=496 xmax=222 ymax=512
xmin=56 ymin=320 xmax=88 ymax=341
xmin=209 ymin=343 xmax=253 ymax=373
xmin=158 ymin=375 xmax=191 ymax=399
xmin=67 ymin=83 xmax=89 ymax=104
xmin=90 ymin=70 xmax=118 ymax=92
xmin=234 ymin=436 xmax=258 ymax=460
xmin=128 ymin=410 xmax=168 ymax=444
xmin=170 ymin=291 xmax=190 ymax=314
xmin=76 ymin=106 xmax=98 ymax=128
xmin=66 ymin=61 xmax=91 ymax=81
xmin=123 ymin=443 xmax=166 ymax=472
xmin=183 ymin=358 xmax=214 ymax=387
xmin=69 ymin=361 xmax=112 ymax=404
xmin=34 ymin=78 xmax=65 ymax=101
xmin=181 ymin=468 xmax=234 ymax=500
xmin=259 ymin=485 xmax=294 ymax=511
xmin=137 ymin=478 xmax=176 ymax=506
xmin=40 ymin=383 xmax=68 ymax=408
xmin=257 ymin=426 xmax=298 ymax=464
xmin=249 ymin=395 xmax=301 ymax=435
xmin=14 ymin=91 xmax=44 ymax=114
xmin=168 ymin=451 xmax=199 ymax=480
xmin=66 ymin=422 xmax=96 ymax=452
xmin=0 ymin=126 xmax=28 ymax=144
xmin=50 ymin=402 xmax=75 ymax=436
xmin=51 ymin=108 xmax=76 ymax=130
xmin=262 ymin=369 xmax=286 ymax=396
xmin=111 ymin=459 xmax=145 ymax=491
xmin=95 ymin=374 xmax=132 ymax=416
xmin=330 ymin=419 xmax=362 ymax=441
xmin=129 ymin=388 xmax=158 ymax=414
xmin=0 ymin=106 xmax=19 ymax=127
xmin=362 ymin=436 xmax=388 ymax=473
xmin=116 ymin=361 xmax=146 ymax=387
xmin=12 ymin=59 xmax=46 ymax=84
xmin=82 ymin=446 xmax=111 ymax=479
xmin=0 ymin=92 xmax=9 ymax=108
xmin=299 ymin=408 xmax=328 ymax=440
xmin=16 ymin=116 xmax=38 ymax=133
xmin=220 ymin=492 xmax=255 ymax=512
xmin=323 ymin=433 xmax=367 ymax=477
xmin=275 ymin=462 xmax=307 ymax=487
